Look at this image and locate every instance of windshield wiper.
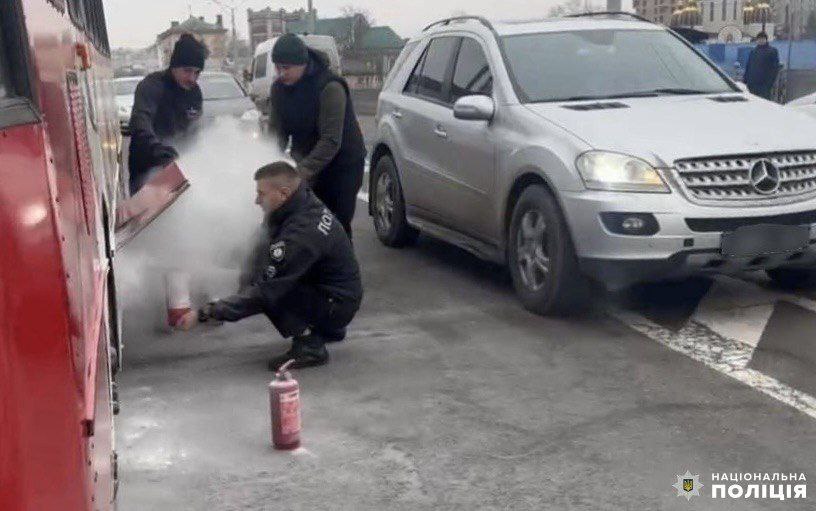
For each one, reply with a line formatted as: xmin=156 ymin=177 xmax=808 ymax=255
xmin=555 ymin=91 xmax=660 ymax=102
xmin=549 ymin=88 xmax=712 ymax=103
xmin=642 ymin=88 xmax=710 ymax=95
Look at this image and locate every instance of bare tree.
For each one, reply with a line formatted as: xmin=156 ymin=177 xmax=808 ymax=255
xmin=548 ymin=0 xmax=601 ymax=17
xmin=339 ymin=5 xmax=376 ymax=25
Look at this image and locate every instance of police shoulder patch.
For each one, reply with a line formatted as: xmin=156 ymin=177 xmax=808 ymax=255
xmin=269 ymin=241 xmax=285 ymax=262
xmin=264 ymin=265 xmax=277 ymax=280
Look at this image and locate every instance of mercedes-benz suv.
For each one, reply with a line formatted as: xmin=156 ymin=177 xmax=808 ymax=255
xmin=369 ymin=13 xmax=816 ymax=315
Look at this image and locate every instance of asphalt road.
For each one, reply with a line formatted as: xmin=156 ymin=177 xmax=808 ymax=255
xmin=114 ymin=110 xmax=816 ymax=509
xmin=115 ymin=205 xmax=816 ymax=510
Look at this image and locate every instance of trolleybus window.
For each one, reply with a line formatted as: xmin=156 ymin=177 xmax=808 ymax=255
xmin=0 ymin=0 xmax=37 ymax=128
xmin=67 ymin=0 xmax=110 ymax=55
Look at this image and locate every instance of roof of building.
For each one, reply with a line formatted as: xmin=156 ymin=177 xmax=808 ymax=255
xmin=286 ymin=16 xmax=361 ymax=40
xmin=359 ymin=26 xmax=404 ymax=50
xmin=248 ymin=7 xmax=306 ymax=19
xmin=158 ymin=16 xmax=227 ymax=40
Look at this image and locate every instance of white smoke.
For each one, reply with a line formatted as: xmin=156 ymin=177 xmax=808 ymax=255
xmin=115 ymin=116 xmax=289 ymax=332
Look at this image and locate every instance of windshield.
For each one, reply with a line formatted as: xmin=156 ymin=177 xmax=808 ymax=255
xmin=114 ymin=79 xmax=140 ymax=96
xmin=199 ymin=76 xmax=245 ymax=100
xmin=502 ymin=29 xmax=734 ymax=103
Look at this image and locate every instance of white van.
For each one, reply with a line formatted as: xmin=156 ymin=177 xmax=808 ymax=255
xmin=250 ymin=35 xmax=342 ymax=114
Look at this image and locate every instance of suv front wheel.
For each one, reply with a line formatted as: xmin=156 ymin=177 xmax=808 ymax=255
xmin=508 ymin=185 xmax=588 ymax=315
xmin=372 ymin=155 xmax=419 ymax=247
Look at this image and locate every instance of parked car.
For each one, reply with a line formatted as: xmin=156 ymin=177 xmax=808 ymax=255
xmin=249 ymin=34 xmax=341 ymax=114
xmin=116 ymin=72 xmax=259 ymax=135
xmin=198 ymin=71 xmax=257 ymax=122
xmin=788 ymin=91 xmax=816 ymax=120
xmin=114 ymin=76 xmax=141 ymax=135
xmin=370 ymin=13 xmax=816 ymax=315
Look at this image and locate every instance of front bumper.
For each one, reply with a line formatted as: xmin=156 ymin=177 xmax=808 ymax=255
xmin=561 ymin=189 xmax=816 ymax=289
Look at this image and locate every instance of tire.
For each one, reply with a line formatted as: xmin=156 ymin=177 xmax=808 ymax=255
xmin=508 ymin=185 xmax=588 ymax=315
xmin=766 ymin=267 xmax=816 ymax=290
xmin=371 ymin=155 xmax=419 ymax=247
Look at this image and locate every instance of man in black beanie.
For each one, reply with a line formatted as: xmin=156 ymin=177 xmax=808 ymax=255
xmin=744 ymin=32 xmax=780 ymax=100
xmin=128 ymin=33 xmax=209 ymax=194
xmin=268 ymin=33 xmax=367 ymax=237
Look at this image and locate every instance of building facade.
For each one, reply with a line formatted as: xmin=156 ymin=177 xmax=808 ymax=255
xmin=774 ymin=0 xmax=816 ymax=39
xmin=634 ymin=0 xmax=776 ymax=40
xmin=247 ymin=7 xmax=309 ymax=54
xmin=157 ymin=16 xmax=228 ymax=69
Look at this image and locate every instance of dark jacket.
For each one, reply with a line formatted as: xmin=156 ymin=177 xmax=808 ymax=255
xmin=744 ymin=44 xmax=780 ymax=99
xmin=268 ymin=49 xmax=367 ymax=182
xmin=128 ymin=70 xmax=203 ymax=176
xmin=210 ymin=183 xmax=363 ymax=322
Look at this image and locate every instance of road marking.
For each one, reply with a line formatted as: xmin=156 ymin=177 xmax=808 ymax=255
xmin=611 ymin=307 xmax=816 ymax=421
xmin=354 ymin=154 xmax=816 ymax=418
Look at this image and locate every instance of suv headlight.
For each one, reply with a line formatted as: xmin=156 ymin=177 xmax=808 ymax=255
xmin=576 ymin=151 xmax=669 ymax=193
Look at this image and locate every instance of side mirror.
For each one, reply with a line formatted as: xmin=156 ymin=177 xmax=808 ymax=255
xmin=736 ymin=82 xmax=749 ymax=93
xmin=453 ymin=95 xmax=495 ymax=121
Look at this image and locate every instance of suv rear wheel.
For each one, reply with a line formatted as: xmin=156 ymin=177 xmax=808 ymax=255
xmin=508 ymin=185 xmax=588 ymax=315
xmin=766 ymin=267 xmax=816 ymax=289
xmin=372 ymin=155 xmax=419 ymax=247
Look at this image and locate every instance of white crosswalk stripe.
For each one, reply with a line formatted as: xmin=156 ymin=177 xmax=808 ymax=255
xmin=357 ymin=160 xmax=816 ymax=419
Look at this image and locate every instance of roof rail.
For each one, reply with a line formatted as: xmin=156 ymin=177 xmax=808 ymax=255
xmin=565 ymin=11 xmax=654 ymax=23
xmin=422 ymin=16 xmax=496 ymax=33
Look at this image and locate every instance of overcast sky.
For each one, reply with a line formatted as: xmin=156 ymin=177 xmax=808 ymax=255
xmin=103 ymin=0 xmax=633 ymax=49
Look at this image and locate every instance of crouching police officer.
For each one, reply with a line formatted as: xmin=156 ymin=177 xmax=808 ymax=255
xmin=128 ymin=34 xmax=208 ymax=194
xmin=268 ymin=34 xmax=367 ymax=237
xmin=177 ymin=161 xmax=363 ymax=370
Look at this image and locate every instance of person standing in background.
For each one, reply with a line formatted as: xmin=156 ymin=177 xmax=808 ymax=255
xmin=743 ymin=32 xmax=780 ymax=100
xmin=267 ymin=34 xmax=367 ymax=237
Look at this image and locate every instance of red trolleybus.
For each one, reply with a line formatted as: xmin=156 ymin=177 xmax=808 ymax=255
xmin=0 ymin=1 xmax=187 ymax=508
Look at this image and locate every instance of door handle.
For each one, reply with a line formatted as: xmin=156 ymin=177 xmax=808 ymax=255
xmin=392 ymin=110 xmax=403 ymax=119
xmin=433 ymin=125 xmax=447 ymax=138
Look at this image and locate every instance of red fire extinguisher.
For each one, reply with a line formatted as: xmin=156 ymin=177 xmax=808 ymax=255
xmin=269 ymin=359 xmax=301 ymax=450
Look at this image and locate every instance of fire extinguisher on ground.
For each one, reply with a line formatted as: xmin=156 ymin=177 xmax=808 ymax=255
xmin=269 ymin=359 xmax=301 ymax=450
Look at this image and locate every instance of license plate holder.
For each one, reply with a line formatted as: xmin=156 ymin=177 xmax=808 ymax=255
xmin=721 ymin=224 xmax=810 ymax=258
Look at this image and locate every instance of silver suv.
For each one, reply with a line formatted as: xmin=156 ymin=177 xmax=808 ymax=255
xmin=369 ymin=13 xmax=816 ymax=315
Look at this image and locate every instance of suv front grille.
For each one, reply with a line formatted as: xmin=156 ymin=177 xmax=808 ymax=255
xmin=673 ymin=152 xmax=816 ymax=205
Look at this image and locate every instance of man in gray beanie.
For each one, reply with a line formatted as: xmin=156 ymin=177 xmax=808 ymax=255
xmin=128 ymin=33 xmax=209 ymax=194
xmin=267 ymin=33 xmax=367 ymax=237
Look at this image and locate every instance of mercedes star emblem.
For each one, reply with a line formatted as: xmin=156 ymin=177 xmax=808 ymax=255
xmin=749 ymin=159 xmax=781 ymax=195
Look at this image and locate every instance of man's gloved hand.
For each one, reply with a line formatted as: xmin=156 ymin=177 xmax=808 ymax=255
xmin=198 ymin=302 xmax=223 ymax=325
xmin=151 ymin=144 xmax=179 ymax=165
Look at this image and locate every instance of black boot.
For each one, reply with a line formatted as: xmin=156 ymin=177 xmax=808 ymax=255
xmin=318 ymin=327 xmax=347 ymax=343
xmin=268 ymin=334 xmax=329 ymax=371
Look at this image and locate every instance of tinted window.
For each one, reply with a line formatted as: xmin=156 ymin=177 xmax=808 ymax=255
xmin=199 ymin=76 xmax=245 ymax=100
xmin=503 ymin=30 xmax=733 ymax=103
xmin=68 ymin=0 xmax=110 ymax=55
xmin=451 ymin=38 xmax=493 ymax=102
xmin=404 ymin=45 xmax=429 ymax=95
xmin=0 ymin=25 xmax=10 ymax=100
xmin=384 ymin=41 xmax=418 ymax=90
xmin=416 ymin=37 xmax=457 ymax=101
xmin=254 ymin=53 xmax=267 ymax=79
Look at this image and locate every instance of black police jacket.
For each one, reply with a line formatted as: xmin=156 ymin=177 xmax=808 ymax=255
xmin=210 ymin=183 xmax=363 ymax=322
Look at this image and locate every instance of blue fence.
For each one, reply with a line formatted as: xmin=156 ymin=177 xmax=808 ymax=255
xmin=695 ymin=40 xmax=816 ymax=77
